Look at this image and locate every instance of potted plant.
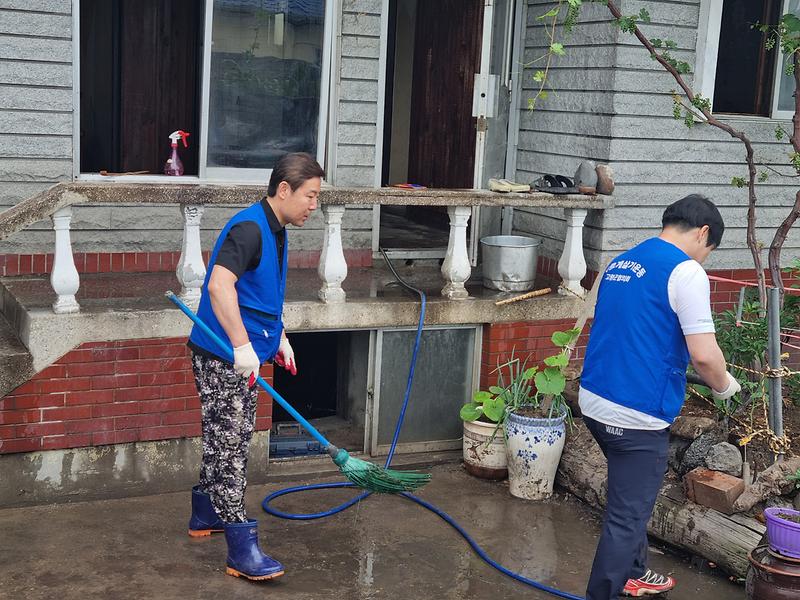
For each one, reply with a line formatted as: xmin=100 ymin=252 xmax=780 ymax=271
xmin=459 ymin=375 xmax=515 ymax=480
xmin=504 ymin=328 xmax=579 ymax=501
xmin=765 ymin=506 xmax=800 ymax=559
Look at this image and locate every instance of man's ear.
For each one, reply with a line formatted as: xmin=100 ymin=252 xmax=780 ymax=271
xmin=698 ymin=224 xmax=710 ymax=244
xmin=277 ymin=180 xmax=292 ymax=200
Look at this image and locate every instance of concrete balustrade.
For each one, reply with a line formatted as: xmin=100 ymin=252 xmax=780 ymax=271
xmin=24 ymin=183 xmax=611 ymax=313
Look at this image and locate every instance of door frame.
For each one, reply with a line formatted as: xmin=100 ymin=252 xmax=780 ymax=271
xmin=372 ymin=0 xmax=518 ymax=262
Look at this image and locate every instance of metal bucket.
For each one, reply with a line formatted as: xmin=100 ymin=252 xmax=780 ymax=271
xmin=480 ymin=235 xmax=541 ymax=292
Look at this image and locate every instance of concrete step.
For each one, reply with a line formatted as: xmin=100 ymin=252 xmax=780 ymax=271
xmin=0 ymin=311 xmax=33 ymax=398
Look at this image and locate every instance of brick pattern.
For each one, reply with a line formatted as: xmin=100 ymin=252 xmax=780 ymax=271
xmin=480 ymin=320 xmax=589 ymax=390
xmin=536 ymin=255 xmax=598 ymax=290
xmin=0 ymin=249 xmax=373 ymax=277
xmin=706 ymin=269 xmax=796 ymax=312
xmin=0 ymin=338 xmax=274 ymax=455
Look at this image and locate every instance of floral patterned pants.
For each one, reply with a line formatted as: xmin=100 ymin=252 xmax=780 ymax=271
xmin=191 ymin=353 xmax=258 ymax=523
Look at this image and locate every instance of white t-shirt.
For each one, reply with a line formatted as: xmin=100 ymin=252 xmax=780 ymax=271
xmin=579 ymin=259 xmax=715 ymax=430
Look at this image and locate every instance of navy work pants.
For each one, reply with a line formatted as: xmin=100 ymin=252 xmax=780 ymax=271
xmin=583 ymin=416 xmax=670 ymax=600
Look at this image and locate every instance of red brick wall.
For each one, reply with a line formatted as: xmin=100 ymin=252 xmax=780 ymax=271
xmin=480 ymin=319 xmax=589 ymax=390
xmin=0 ymin=249 xmax=372 ymax=276
xmin=0 ymin=338 xmax=274 ymax=455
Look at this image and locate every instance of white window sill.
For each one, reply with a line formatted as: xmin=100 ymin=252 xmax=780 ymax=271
xmin=75 ymin=173 xmax=335 ymax=188
xmin=713 ymin=113 xmax=794 ymax=124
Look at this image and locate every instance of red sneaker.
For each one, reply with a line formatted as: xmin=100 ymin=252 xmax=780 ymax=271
xmin=622 ymin=570 xmax=676 ymax=596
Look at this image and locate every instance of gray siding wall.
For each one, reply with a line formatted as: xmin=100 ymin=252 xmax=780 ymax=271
xmin=0 ymin=1 xmax=374 ymax=255
xmin=0 ymin=2 xmax=74 ymax=252
xmin=335 ymin=0 xmax=382 ymax=188
xmin=515 ymin=0 xmax=800 ymax=271
xmin=513 ymin=0 xmax=616 ymax=269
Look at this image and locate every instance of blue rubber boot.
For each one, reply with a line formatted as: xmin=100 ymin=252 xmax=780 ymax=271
xmin=188 ymin=486 xmax=224 ymax=537
xmin=224 ymin=520 xmax=285 ymax=581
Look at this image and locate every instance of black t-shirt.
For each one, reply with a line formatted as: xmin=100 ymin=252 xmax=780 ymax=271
xmin=215 ymin=198 xmax=285 ymax=275
xmin=188 ymin=198 xmax=285 ymax=362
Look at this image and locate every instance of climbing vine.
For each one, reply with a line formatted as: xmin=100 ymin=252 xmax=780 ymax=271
xmin=529 ymin=0 xmax=800 ymax=308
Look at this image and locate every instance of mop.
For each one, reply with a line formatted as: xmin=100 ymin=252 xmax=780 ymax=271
xmin=165 ymin=291 xmax=430 ymax=494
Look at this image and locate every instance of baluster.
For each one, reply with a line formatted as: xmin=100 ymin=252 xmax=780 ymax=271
xmin=318 ymin=205 xmax=347 ymax=303
xmin=50 ymin=207 xmax=80 ymax=313
xmin=558 ymin=208 xmax=588 ymax=298
xmin=441 ymin=206 xmax=472 ymax=300
xmin=176 ymin=204 xmax=206 ymax=310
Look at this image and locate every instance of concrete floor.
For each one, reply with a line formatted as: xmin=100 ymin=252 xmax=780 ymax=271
xmin=0 ymin=464 xmax=744 ymax=600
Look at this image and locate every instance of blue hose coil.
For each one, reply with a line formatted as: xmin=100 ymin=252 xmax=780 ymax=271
xmin=262 ymin=252 xmax=584 ymax=600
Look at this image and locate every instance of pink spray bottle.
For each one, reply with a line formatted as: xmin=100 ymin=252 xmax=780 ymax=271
xmin=164 ymin=130 xmax=190 ymax=176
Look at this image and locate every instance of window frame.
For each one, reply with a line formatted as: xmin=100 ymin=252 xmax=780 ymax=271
xmin=771 ymin=0 xmax=798 ymax=119
xmin=72 ymin=0 xmax=335 ymax=184
xmin=698 ymin=0 xmax=794 ymax=120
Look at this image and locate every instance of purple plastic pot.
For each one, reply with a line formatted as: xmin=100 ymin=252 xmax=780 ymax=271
xmin=765 ymin=507 xmax=800 ymax=559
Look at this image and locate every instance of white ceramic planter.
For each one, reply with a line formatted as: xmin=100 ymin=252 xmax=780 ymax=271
xmin=463 ymin=419 xmax=508 ymax=480
xmin=505 ymin=410 xmax=566 ymax=500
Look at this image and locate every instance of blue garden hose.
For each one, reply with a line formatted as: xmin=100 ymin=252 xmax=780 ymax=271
xmin=261 ymin=251 xmax=584 ymax=600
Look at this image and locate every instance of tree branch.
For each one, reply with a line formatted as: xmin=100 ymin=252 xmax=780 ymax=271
xmin=605 ymin=0 xmax=767 ymax=307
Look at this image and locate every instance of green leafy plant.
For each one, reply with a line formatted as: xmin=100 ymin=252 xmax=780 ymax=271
xmin=460 ymin=328 xmax=581 ymax=427
xmin=460 ymin=352 xmax=536 ymax=424
xmin=788 ymin=467 xmax=800 ymax=489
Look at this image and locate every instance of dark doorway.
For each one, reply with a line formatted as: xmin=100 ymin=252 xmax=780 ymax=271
xmin=80 ymin=0 xmax=201 ymax=175
xmin=380 ymin=0 xmax=483 ymax=252
xmin=407 ymin=0 xmax=483 ymax=188
xmin=271 ymin=331 xmax=369 ymax=455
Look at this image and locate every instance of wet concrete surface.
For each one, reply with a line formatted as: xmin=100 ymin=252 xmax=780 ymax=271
xmin=0 ymin=464 xmax=743 ymax=600
xmin=2 ymin=263 xmax=531 ymax=311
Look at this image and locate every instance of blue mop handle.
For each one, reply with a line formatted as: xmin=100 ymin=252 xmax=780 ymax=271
xmin=166 ymin=291 xmax=333 ymax=450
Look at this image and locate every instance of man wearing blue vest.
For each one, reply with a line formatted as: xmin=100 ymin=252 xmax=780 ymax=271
xmin=185 ymin=152 xmax=323 ymax=581
xmin=580 ymin=195 xmax=741 ymax=599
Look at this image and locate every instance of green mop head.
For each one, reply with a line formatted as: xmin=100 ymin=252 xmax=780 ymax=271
xmin=328 ymin=446 xmax=430 ymax=493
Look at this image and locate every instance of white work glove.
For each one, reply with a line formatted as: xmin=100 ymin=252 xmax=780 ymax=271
xmin=712 ymin=372 xmax=741 ymax=402
xmin=275 ymin=335 xmax=297 ymax=376
xmin=233 ymin=342 xmax=260 ymax=386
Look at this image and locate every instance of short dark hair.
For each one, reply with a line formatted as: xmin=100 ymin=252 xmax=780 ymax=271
xmin=661 ymin=194 xmax=724 ymax=248
xmin=267 ymin=152 xmax=325 ymax=197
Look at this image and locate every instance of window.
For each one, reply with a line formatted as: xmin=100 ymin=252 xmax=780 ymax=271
xmin=772 ymin=0 xmax=800 ymax=117
xmin=712 ymin=0 xmax=781 ymax=116
xmin=78 ymin=0 xmax=330 ymax=181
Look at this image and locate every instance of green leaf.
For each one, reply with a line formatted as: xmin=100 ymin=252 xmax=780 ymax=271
xmin=473 ymin=390 xmax=493 ymax=403
xmin=538 ymin=90 xmax=549 ymax=100
xmin=731 ymin=176 xmax=746 ymax=188
xmin=537 ymin=7 xmax=560 ymax=20
xmin=523 ymin=367 xmax=538 ymax=380
xmin=544 ymin=353 xmax=569 ymax=368
xmin=533 ymin=70 xmax=546 ymax=83
xmin=549 ymin=43 xmax=566 ymax=56
xmin=460 ymin=403 xmax=482 ymax=422
xmin=665 ymin=39 xmax=678 ymax=50
xmin=552 ymin=327 xmax=581 ymax=348
xmin=482 ymin=396 xmax=506 ymax=422
xmin=759 ymin=171 xmax=769 ymax=183
xmin=784 ymin=14 xmax=800 ymax=35
xmin=489 ymin=386 xmax=504 ymax=396
xmin=651 ymin=38 xmax=663 ymax=48
xmin=535 ymin=367 xmax=566 ymax=397
xmin=638 ymin=8 xmax=651 ymax=23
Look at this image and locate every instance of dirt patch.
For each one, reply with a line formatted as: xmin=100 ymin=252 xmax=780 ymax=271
xmin=774 ymin=511 xmax=800 ymax=525
xmin=682 ymin=390 xmax=797 ymax=473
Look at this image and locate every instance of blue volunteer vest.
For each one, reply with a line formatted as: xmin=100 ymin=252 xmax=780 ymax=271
xmin=581 ymin=238 xmax=692 ymax=423
xmin=189 ymin=203 xmax=287 ymax=363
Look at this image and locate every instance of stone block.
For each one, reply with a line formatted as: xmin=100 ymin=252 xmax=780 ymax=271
xmin=684 ymin=467 xmax=745 ymax=515
xmin=670 ymin=415 xmax=717 ymax=440
xmin=704 ymin=442 xmax=743 ymax=477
